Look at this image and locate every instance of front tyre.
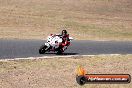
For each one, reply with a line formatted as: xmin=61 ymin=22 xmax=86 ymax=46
xmin=39 ymin=45 xmax=47 ymax=54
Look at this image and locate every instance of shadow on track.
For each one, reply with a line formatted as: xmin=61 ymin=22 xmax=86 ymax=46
xmin=44 ymin=52 xmax=78 ymax=55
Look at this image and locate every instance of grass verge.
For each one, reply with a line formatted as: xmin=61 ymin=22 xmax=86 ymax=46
xmin=0 ymin=55 xmax=132 ymax=88
xmin=0 ymin=0 xmax=132 ymax=40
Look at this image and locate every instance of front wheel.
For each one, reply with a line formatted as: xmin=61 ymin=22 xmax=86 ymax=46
xmin=39 ymin=45 xmax=48 ymax=54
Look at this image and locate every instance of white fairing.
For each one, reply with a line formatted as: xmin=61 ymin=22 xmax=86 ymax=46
xmin=45 ymin=42 xmax=50 ymax=47
xmin=45 ymin=35 xmax=62 ymax=48
xmin=45 ymin=35 xmax=73 ymax=50
xmin=69 ymin=37 xmax=74 ymax=41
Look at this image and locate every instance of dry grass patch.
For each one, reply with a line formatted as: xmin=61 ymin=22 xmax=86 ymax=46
xmin=0 ymin=0 xmax=132 ymax=40
xmin=0 ymin=55 xmax=132 ymax=88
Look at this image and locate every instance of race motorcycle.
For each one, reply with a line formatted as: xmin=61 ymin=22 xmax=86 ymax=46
xmin=39 ymin=34 xmax=73 ymax=54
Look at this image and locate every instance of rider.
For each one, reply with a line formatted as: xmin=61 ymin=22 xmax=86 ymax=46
xmin=59 ymin=30 xmax=70 ymax=51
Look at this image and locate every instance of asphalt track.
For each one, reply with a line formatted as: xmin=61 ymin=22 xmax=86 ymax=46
xmin=0 ymin=39 xmax=132 ymax=59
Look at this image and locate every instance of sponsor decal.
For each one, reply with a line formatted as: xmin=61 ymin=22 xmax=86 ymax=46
xmin=76 ymin=66 xmax=131 ymax=85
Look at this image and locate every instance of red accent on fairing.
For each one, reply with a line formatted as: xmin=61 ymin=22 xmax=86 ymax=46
xmin=50 ymin=34 xmax=53 ymax=36
xmin=61 ymin=41 xmax=70 ymax=47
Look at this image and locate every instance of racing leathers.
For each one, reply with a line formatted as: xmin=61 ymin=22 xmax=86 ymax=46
xmin=59 ymin=34 xmax=70 ymax=51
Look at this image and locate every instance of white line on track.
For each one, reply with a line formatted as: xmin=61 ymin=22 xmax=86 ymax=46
xmin=0 ymin=54 xmax=123 ymax=61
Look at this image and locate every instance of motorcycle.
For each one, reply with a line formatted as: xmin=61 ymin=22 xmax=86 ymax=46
xmin=39 ymin=34 xmax=73 ymax=54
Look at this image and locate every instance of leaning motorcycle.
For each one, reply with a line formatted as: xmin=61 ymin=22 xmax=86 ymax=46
xmin=39 ymin=34 xmax=73 ymax=54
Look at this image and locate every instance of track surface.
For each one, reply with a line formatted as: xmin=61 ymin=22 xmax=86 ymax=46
xmin=0 ymin=39 xmax=132 ymax=59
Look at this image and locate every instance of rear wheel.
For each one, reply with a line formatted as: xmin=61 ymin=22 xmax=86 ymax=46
xmin=39 ymin=45 xmax=47 ymax=54
xmin=56 ymin=48 xmax=63 ymax=55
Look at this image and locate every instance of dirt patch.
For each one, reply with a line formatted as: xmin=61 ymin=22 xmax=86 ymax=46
xmin=0 ymin=55 xmax=132 ymax=88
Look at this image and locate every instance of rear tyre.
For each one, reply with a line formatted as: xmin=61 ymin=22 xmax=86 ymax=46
xmin=39 ymin=45 xmax=47 ymax=54
xmin=56 ymin=48 xmax=63 ymax=55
